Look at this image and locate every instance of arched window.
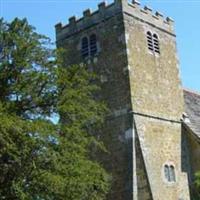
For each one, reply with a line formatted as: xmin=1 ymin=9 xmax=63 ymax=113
xmin=90 ymin=34 xmax=97 ymax=56
xmin=169 ymin=165 xmax=176 ymax=182
xmin=153 ymin=33 xmax=160 ymax=54
xmin=164 ymin=165 xmax=170 ymax=182
xmin=164 ymin=164 xmax=176 ymax=182
xmin=146 ymin=31 xmax=153 ymax=51
xmin=81 ymin=37 xmax=89 ymax=58
xmin=146 ymin=31 xmax=160 ymax=54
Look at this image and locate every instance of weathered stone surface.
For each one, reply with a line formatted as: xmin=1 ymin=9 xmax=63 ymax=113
xmin=55 ymin=0 xmax=199 ymax=199
xmin=134 ymin=116 xmax=190 ymax=200
xmin=124 ymin=3 xmax=190 ymax=199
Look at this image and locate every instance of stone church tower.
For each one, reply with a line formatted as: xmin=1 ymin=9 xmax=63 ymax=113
xmin=55 ymin=0 xmax=193 ymax=199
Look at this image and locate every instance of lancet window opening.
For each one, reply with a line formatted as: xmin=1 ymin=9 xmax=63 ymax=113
xmin=81 ymin=37 xmax=89 ymax=58
xmin=81 ymin=34 xmax=97 ymax=58
xmin=146 ymin=31 xmax=160 ymax=54
xmin=164 ymin=164 xmax=176 ymax=182
xmin=90 ymin=34 xmax=97 ymax=56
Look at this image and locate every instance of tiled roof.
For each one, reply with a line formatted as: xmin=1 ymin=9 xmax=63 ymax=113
xmin=183 ymin=89 xmax=200 ymax=139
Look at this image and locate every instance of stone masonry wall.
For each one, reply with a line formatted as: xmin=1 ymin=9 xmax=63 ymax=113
xmin=123 ymin=2 xmax=190 ymax=199
xmin=134 ymin=116 xmax=190 ymax=200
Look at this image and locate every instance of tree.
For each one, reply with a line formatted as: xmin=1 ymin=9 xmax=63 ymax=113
xmin=193 ymin=171 xmax=200 ymax=200
xmin=0 ymin=18 xmax=110 ymax=200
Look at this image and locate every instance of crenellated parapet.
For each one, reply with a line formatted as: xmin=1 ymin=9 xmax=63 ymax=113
xmin=55 ymin=0 xmax=175 ymax=41
xmin=124 ymin=0 xmax=174 ymax=33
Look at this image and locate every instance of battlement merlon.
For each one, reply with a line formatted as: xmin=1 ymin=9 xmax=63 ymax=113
xmin=55 ymin=0 xmax=175 ymax=41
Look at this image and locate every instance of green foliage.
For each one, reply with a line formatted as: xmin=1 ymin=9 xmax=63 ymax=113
xmin=192 ymin=171 xmax=200 ymax=200
xmin=0 ymin=17 xmax=57 ymax=119
xmin=195 ymin=172 xmax=200 ymax=188
xmin=0 ymin=18 xmax=110 ymax=200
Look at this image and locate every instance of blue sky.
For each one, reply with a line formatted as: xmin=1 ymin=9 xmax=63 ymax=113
xmin=1 ymin=0 xmax=200 ymax=92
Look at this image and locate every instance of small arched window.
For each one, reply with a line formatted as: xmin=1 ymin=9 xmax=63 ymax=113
xmin=164 ymin=165 xmax=170 ymax=181
xmin=90 ymin=34 xmax=97 ymax=56
xmin=164 ymin=164 xmax=176 ymax=182
xmin=169 ymin=165 xmax=176 ymax=182
xmin=146 ymin=31 xmax=160 ymax=54
xmin=147 ymin=31 xmax=153 ymax=51
xmin=153 ymin=33 xmax=160 ymax=54
xmin=81 ymin=37 xmax=89 ymax=58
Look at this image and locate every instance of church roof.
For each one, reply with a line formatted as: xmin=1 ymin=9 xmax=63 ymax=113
xmin=183 ymin=89 xmax=200 ymax=139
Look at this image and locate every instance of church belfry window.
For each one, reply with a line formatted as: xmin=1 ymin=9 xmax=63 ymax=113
xmin=147 ymin=31 xmax=153 ymax=51
xmin=81 ymin=37 xmax=89 ymax=58
xmin=90 ymin=34 xmax=97 ymax=56
xmin=153 ymin=33 xmax=160 ymax=54
xmin=81 ymin=34 xmax=98 ymax=58
xmin=164 ymin=164 xmax=176 ymax=183
xmin=146 ymin=31 xmax=160 ymax=54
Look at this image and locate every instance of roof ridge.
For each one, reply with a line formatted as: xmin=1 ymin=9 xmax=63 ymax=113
xmin=183 ymin=87 xmax=200 ymax=97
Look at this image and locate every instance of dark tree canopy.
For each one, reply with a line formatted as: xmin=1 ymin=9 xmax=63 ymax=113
xmin=0 ymin=18 xmax=110 ymax=200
